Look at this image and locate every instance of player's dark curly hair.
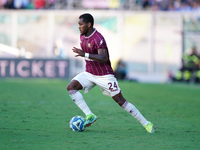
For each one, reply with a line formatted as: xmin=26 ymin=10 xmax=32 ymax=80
xmin=79 ymin=13 xmax=94 ymax=27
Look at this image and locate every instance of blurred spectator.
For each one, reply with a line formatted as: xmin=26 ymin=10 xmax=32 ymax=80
xmin=53 ymin=39 xmax=66 ymax=59
xmin=171 ymin=46 xmax=200 ymax=83
xmin=142 ymin=0 xmax=152 ymax=9
xmin=46 ymin=0 xmax=56 ymax=9
xmin=26 ymin=0 xmax=34 ymax=9
xmin=178 ymin=2 xmax=192 ymax=11
xmin=114 ymin=59 xmax=127 ymax=80
xmin=14 ymin=0 xmax=30 ymax=9
xmin=0 ymin=0 xmax=6 ymax=8
xmin=168 ymin=2 xmax=175 ymax=11
xmin=34 ymin=0 xmax=45 ymax=9
xmin=3 ymin=0 xmax=15 ymax=9
xmin=192 ymin=1 xmax=200 ymax=11
xmin=156 ymin=0 xmax=170 ymax=11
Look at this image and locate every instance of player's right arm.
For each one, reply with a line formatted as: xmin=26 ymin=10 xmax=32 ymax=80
xmin=72 ymin=47 xmax=108 ymax=63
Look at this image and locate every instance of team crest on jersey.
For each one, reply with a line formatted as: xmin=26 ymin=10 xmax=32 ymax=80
xmin=87 ymin=43 xmax=91 ymax=48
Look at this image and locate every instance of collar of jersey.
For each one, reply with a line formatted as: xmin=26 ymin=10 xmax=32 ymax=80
xmin=84 ymin=28 xmax=96 ymax=39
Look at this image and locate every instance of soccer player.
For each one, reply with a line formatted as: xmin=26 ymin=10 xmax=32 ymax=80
xmin=66 ymin=13 xmax=154 ymax=133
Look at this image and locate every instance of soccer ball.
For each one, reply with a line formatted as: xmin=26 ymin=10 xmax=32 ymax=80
xmin=69 ymin=116 xmax=85 ymax=132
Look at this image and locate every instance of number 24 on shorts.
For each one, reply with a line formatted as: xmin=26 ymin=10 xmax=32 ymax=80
xmin=108 ymin=82 xmax=118 ymax=92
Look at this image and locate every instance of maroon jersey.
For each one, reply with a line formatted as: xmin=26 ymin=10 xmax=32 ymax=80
xmin=80 ymin=29 xmax=114 ymax=76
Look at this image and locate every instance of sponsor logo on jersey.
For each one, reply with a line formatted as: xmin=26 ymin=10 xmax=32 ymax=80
xmin=100 ymin=40 xmax=103 ymax=45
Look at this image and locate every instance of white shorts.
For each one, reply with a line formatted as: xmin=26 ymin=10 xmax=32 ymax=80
xmin=72 ymin=72 xmax=121 ymax=97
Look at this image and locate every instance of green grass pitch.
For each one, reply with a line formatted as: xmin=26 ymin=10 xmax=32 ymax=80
xmin=0 ymin=79 xmax=200 ymax=150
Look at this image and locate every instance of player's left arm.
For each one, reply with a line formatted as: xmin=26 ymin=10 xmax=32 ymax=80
xmin=89 ymin=48 xmax=108 ymax=63
xmin=72 ymin=47 xmax=108 ymax=63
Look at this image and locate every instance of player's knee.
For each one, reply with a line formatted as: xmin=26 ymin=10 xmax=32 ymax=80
xmin=66 ymin=80 xmax=82 ymax=91
xmin=67 ymin=84 xmax=78 ymax=95
xmin=66 ymin=84 xmax=71 ymax=91
xmin=66 ymin=84 xmax=76 ymax=91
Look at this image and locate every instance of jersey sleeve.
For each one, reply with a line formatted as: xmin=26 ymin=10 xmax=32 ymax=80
xmin=95 ymin=36 xmax=107 ymax=50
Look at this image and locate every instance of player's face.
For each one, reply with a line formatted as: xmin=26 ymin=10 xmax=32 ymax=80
xmin=78 ymin=18 xmax=89 ymax=36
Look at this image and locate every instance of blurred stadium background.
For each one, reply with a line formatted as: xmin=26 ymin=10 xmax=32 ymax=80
xmin=0 ymin=0 xmax=200 ymax=83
